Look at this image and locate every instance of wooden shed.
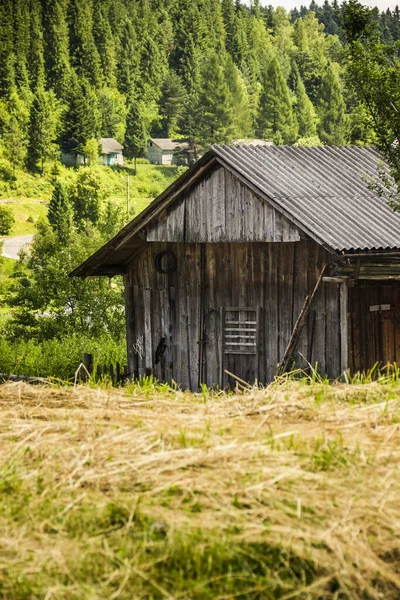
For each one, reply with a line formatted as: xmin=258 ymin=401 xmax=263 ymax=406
xmin=71 ymin=145 xmax=400 ymax=389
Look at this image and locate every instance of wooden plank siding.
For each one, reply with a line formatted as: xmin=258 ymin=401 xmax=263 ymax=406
xmin=125 ymin=240 xmax=345 ymax=388
xmin=146 ymin=167 xmax=302 ymax=244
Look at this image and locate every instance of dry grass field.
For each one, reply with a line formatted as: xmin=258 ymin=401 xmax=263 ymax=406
xmin=0 ymin=380 xmax=400 ymax=599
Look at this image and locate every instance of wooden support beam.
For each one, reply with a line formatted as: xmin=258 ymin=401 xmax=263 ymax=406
xmin=278 ymin=264 xmax=327 ymax=375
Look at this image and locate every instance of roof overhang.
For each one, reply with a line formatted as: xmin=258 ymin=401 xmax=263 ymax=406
xmin=70 ymin=151 xmax=218 ymax=277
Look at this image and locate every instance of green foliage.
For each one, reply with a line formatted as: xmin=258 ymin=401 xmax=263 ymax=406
xmin=82 ymin=138 xmax=100 ymax=165
xmin=71 ymin=167 xmax=106 ymax=227
xmin=0 ymin=205 xmax=15 ymax=235
xmin=59 ymin=71 xmax=99 ymax=157
xmin=0 ymin=333 xmax=125 ymax=379
xmin=317 ymin=62 xmax=348 ymax=145
xmin=124 ymin=98 xmax=147 ymax=160
xmin=343 ymin=0 xmax=400 ymax=201
xmin=27 ymin=88 xmax=60 ymax=174
xmin=256 ymin=53 xmax=298 ymax=144
xmin=48 ymin=180 xmax=73 ymax=243
xmin=7 ymin=219 xmax=125 ymax=341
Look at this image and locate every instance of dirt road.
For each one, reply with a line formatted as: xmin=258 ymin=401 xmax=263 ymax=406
xmin=1 ymin=234 xmax=34 ymax=260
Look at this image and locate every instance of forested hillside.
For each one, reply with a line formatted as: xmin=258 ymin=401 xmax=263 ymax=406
xmin=1 ymin=0 xmax=399 ymax=170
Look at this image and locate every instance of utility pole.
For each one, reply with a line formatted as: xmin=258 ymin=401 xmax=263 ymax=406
xmin=126 ymin=173 xmax=130 ymax=220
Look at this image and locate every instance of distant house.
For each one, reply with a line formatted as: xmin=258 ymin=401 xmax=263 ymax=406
xmin=99 ymin=138 xmax=123 ymax=166
xmin=146 ymin=138 xmax=190 ymax=165
xmin=61 ymin=138 xmax=124 ymax=167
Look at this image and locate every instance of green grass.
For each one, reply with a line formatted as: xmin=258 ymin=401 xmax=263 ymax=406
xmin=0 ymin=199 xmax=48 ymax=235
xmin=0 ymin=256 xmax=14 ymax=285
xmin=0 ymin=381 xmax=399 ymax=598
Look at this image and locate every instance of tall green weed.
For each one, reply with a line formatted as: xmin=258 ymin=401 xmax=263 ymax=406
xmin=0 ymin=334 xmax=126 ymax=380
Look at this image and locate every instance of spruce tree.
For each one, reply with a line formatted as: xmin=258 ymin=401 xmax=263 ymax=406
xmin=256 ymin=54 xmax=298 ymax=144
xmin=60 ymin=72 xmax=99 ymax=159
xmin=124 ymin=97 xmax=147 ymax=173
xmin=224 ymin=55 xmax=252 ymax=139
xmin=93 ymin=0 xmax=117 ymax=88
xmin=72 ymin=168 xmax=105 ymax=228
xmin=12 ymin=0 xmax=31 ymax=92
xmin=192 ymin=51 xmax=236 ymax=146
xmin=43 ymin=0 xmax=70 ymax=98
xmin=158 ymin=71 xmax=187 ymax=137
xmin=27 ymin=88 xmax=59 ymax=174
xmin=67 ymin=0 xmax=102 ymax=88
xmin=317 ymin=62 xmax=347 ymax=145
xmin=29 ymin=1 xmax=46 ymax=90
xmin=293 ymin=65 xmax=318 ymax=138
xmin=48 ymin=180 xmax=73 ymax=243
xmin=0 ymin=0 xmax=16 ymax=99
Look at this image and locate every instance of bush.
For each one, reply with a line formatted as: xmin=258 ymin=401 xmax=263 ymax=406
xmin=0 ymin=206 xmax=15 ymax=235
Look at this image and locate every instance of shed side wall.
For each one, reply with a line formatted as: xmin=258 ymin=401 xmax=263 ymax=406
xmin=125 ymin=240 xmax=342 ymax=388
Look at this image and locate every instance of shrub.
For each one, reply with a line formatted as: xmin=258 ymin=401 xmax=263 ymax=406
xmin=0 ymin=206 xmax=15 ymax=235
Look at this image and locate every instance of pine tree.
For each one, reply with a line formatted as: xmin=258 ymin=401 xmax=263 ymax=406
xmin=158 ymin=71 xmax=187 ymax=137
xmin=124 ymin=97 xmax=147 ymax=173
xmin=2 ymin=90 xmax=29 ymax=174
xmin=224 ymin=56 xmax=253 ymax=139
xmin=29 ymin=0 xmax=46 ymax=90
xmin=12 ymin=0 xmax=31 ymax=92
xmin=72 ymin=168 xmax=105 ymax=228
xmin=292 ymin=65 xmax=318 ymax=138
xmin=0 ymin=0 xmax=16 ymax=99
xmin=43 ymin=0 xmax=70 ymax=98
xmin=68 ymin=0 xmax=102 ymax=88
xmin=60 ymin=72 xmax=99 ymax=159
xmin=191 ymin=51 xmax=236 ymax=146
xmin=27 ymin=88 xmax=60 ymax=174
xmin=98 ymin=87 xmax=126 ymax=141
xmin=317 ymin=62 xmax=347 ymax=145
xmin=48 ymin=180 xmax=73 ymax=243
xmin=256 ymin=54 xmax=298 ymax=144
xmin=116 ymin=17 xmax=140 ymax=95
xmin=93 ymin=0 xmax=117 ymax=87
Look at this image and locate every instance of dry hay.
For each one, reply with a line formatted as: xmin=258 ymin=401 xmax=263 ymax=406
xmin=0 ymin=381 xmax=399 ymax=599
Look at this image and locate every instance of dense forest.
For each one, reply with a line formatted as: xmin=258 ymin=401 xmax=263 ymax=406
xmin=1 ymin=0 xmax=400 ymax=172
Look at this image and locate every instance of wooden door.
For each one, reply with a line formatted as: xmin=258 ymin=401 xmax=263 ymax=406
xmin=349 ymin=282 xmax=400 ymax=372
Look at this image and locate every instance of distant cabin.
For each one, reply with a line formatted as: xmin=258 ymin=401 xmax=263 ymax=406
xmin=61 ymin=138 xmax=124 ymax=167
xmin=71 ymin=145 xmax=400 ymax=390
xmin=99 ymin=138 xmax=123 ymax=166
xmin=147 ymin=138 xmax=190 ymax=165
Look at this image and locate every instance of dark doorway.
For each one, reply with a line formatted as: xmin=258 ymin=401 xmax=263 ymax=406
xmin=349 ymin=282 xmax=400 ymax=372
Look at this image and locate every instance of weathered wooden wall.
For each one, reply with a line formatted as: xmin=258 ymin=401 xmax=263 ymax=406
xmin=349 ymin=281 xmax=400 ymax=372
xmin=124 ymin=240 xmax=346 ymax=388
xmin=145 ymin=167 xmax=301 ymax=244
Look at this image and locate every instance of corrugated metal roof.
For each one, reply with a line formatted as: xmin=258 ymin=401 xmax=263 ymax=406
xmin=213 ymin=144 xmax=400 ymax=252
xmin=99 ymin=138 xmax=123 ymax=153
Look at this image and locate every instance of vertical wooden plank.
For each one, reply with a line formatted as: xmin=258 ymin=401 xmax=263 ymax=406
xmin=123 ymin=269 xmax=136 ymax=379
xmin=211 ymin=168 xmax=226 ymax=241
xmin=310 ymin=245 xmax=326 ymax=376
xmin=325 ymin=282 xmax=341 ymax=378
xmin=219 ymin=306 xmax=225 ymax=388
xmin=340 ymin=279 xmax=349 ymax=376
xmin=293 ymin=241 xmax=309 ymax=370
xmin=278 ymin=243 xmax=294 ymax=365
xmin=266 ymin=243 xmax=279 ymax=381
